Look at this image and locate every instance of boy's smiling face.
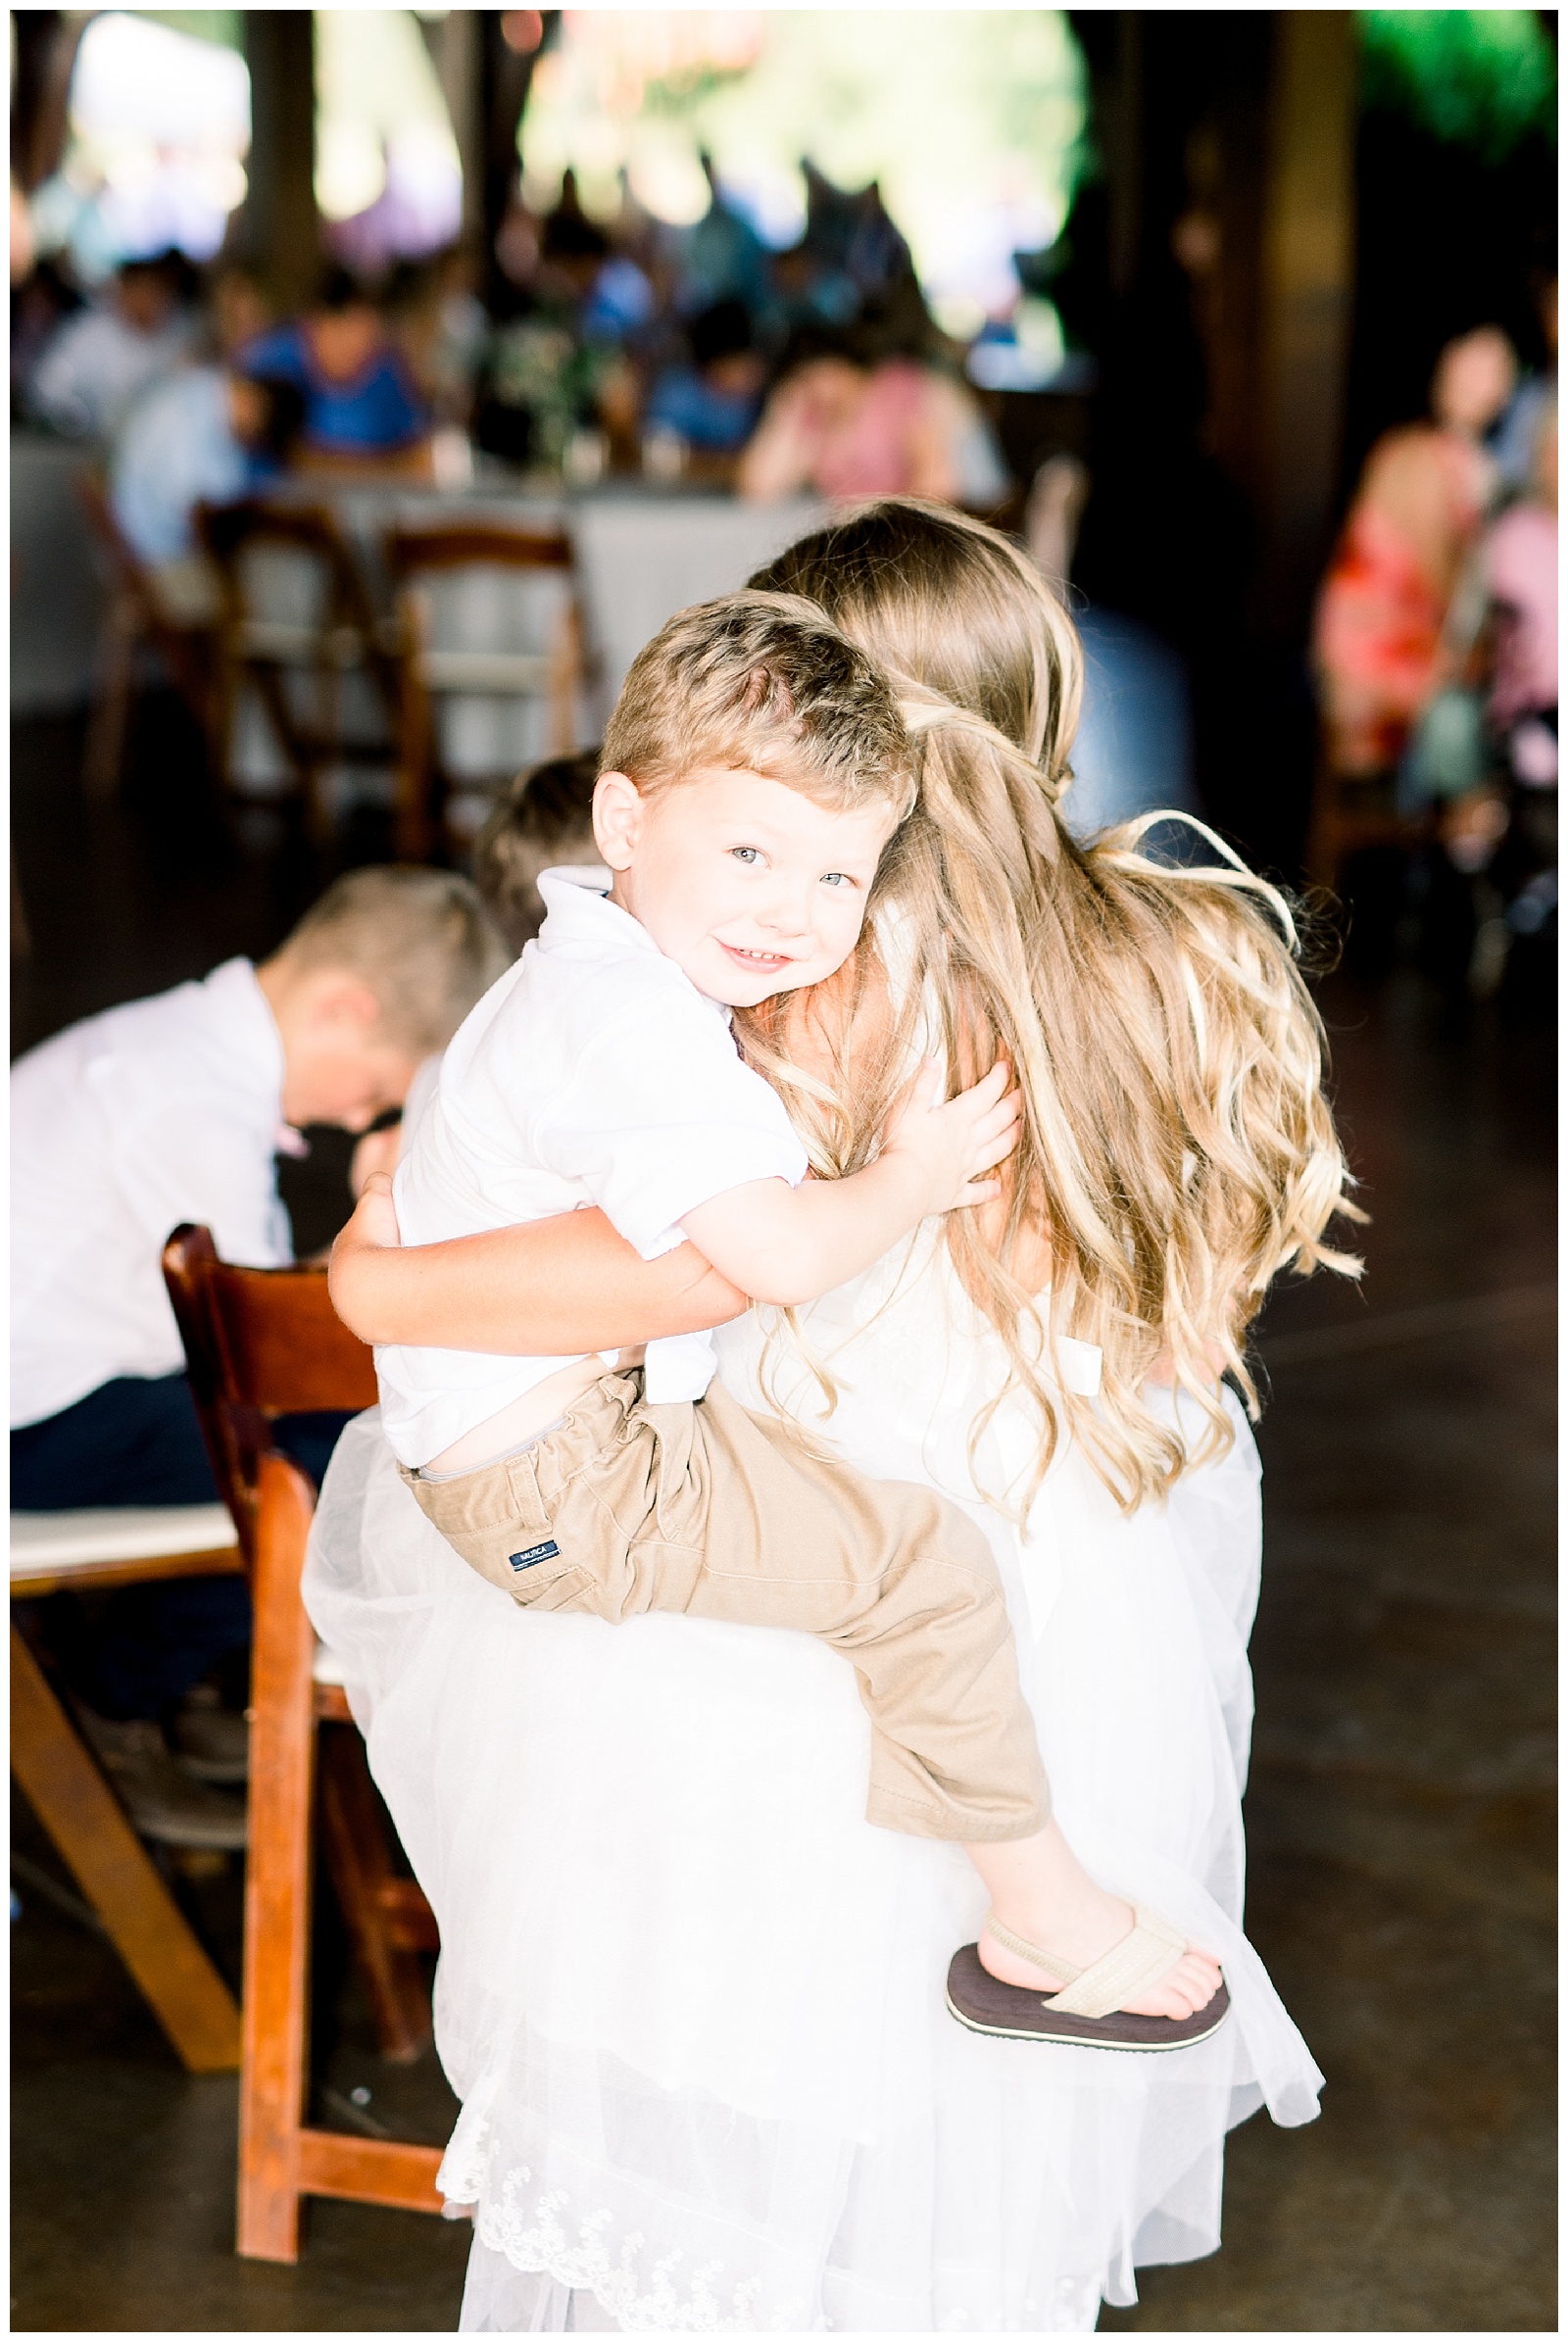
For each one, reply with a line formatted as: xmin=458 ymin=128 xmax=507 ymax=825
xmin=594 ymin=764 xmax=899 ymax=1008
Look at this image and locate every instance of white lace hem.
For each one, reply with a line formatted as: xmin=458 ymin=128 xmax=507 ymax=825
xmin=458 ymin=2168 xmax=1103 ymax=2333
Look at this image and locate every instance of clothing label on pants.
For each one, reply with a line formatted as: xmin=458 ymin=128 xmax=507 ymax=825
xmin=509 ymin=1539 xmax=561 ymax=1571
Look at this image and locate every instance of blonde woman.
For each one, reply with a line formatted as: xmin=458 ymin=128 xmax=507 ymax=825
xmin=310 ymin=501 xmax=1358 ymax=2333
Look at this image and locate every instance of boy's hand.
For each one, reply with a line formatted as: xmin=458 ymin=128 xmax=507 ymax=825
xmin=880 ymin=1058 xmax=1022 ymax=1217
xmin=337 ymin=1170 xmax=403 ymax=1256
xmin=350 ymin=1124 xmax=403 ymax=1197
xmin=328 ymin=1171 xmax=403 ymax=1340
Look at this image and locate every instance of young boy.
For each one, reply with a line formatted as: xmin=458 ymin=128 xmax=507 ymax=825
xmin=11 ymin=866 xmax=507 ymax=1840
xmin=346 ymin=752 xmax=603 ymax=1200
xmin=380 ymin=596 xmax=1224 ymax=2044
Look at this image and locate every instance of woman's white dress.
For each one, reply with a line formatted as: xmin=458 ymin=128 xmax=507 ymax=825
xmin=305 ymin=1227 xmax=1322 ymax=2334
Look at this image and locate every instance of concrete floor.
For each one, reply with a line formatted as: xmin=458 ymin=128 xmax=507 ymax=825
xmin=10 ymin=703 xmax=1557 ymax=2330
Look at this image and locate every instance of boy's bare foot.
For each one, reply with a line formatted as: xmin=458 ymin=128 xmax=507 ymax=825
xmin=966 ymin=1823 xmax=1223 ymax=2021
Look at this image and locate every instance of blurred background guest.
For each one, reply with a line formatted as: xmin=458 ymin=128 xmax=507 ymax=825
xmin=1313 ymin=324 xmax=1518 ymax=781
xmin=10 ymin=254 xmax=80 ymax=415
xmin=531 ymin=167 xmax=612 ymax=313
xmin=642 ymin=298 xmax=765 ymax=461
xmin=26 ymin=249 xmax=198 ymax=440
xmin=470 ymin=747 xmax=601 ymax=955
xmin=1438 ymin=393 xmax=1558 ymax=997
xmin=203 ymin=262 xmax=272 ymax=365
xmin=110 ymin=366 xmax=304 ymax=613
xmin=238 ymin=264 xmax=430 ymax=470
xmin=1485 ymin=395 xmax=1558 ymax=782
xmin=1492 ymin=274 xmax=1556 ymax=493
xmin=668 ymin=151 xmax=773 ymax=324
xmin=739 ymin=287 xmax=1007 ymax=509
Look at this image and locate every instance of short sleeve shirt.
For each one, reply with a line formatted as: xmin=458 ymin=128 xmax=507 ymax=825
xmin=111 ymin=366 xmax=252 ymax=564
xmin=378 ymin=869 xmax=808 ymax=1466
xmin=239 ymin=322 xmax=427 ymax=456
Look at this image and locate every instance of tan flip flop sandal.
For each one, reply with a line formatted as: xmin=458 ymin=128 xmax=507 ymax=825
xmin=947 ymin=1906 xmax=1230 ymax=2050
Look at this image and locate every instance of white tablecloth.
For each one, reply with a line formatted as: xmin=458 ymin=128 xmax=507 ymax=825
xmin=566 ymin=495 xmax=830 ymax=713
xmin=270 ymin=479 xmax=829 ymax=725
xmin=10 ymin=436 xmax=108 ymax=715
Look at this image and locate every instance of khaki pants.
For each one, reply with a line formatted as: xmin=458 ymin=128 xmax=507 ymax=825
xmin=403 ymin=1371 xmax=1050 ymax=1844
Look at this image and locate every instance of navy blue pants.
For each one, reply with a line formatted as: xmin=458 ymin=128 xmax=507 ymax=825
xmin=12 ymin=1374 xmax=350 ymax=1720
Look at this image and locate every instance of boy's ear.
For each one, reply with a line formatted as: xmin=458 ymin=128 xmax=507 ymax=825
xmin=308 ymin=973 xmax=384 ymax=1033
xmin=593 ymin=770 xmax=643 ymax=870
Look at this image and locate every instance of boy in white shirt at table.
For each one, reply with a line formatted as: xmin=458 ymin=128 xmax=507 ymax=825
xmin=11 ymin=866 xmax=506 ymax=1841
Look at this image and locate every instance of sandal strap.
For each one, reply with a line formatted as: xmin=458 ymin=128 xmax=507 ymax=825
xmin=980 ymin=1911 xmax=1084 ymax=1984
xmin=1044 ymin=1905 xmax=1188 ymax=2020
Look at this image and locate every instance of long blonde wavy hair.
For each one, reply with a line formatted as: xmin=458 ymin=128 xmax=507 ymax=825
xmin=739 ymin=498 xmax=1362 ymax=1514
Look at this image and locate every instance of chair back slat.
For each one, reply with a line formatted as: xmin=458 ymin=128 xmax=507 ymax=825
xmin=384 ymin=522 xmax=573 ymax=577
xmin=163 ymin=1225 xmax=376 ymax=1566
xmin=193 ymin=500 xmax=396 ymax=830
xmin=383 ymin=519 xmax=585 ymax=858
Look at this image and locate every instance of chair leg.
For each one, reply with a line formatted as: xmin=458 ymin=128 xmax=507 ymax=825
xmin=318 ymin=1725 xmax=433 ymax=2065
xmin=394 ymin=656 xmax=436 ymax=862
xmin=9 ymin=1623 xmax=241 ymax=2071
xmin=547 ymin=600 xmax=584 ymax=757
xmin=237 ymin=1457 xmax=319 ymax=2264
xmin=83 ymin=593 xmax=139 ymax=799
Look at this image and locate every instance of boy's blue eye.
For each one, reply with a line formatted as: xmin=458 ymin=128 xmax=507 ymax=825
xmin=821 ymin=872 xmax=854 ymax=888
xmin=730 ymin=847 xmax=760 ymax=864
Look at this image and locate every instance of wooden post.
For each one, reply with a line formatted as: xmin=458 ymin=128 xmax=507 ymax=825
xmin=10 ymin=12 xmax=87 ymax=193
xmin=1106 ymin=11 xmax=1145 ymax=300
xmin=482 ymin=11 xmax=553 ymax=308
xmin=241 ymin=12 xmax=319 ymax=314
xmin=1255 ymin=10 xmax=1358 ymax=636
xmin=426 ymin=9 xmax=485 ymax=249
xmin=9 ymin=1623 xmax=242 ymax=2074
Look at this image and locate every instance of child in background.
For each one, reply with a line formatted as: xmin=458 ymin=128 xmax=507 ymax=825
xmin=370 ymin=594 xmax=1226 ymax=2046
xmin=472 ymin=748 xmax=602 ymax=953
xmin=11 ymin=867 xmax=507 ymax=1846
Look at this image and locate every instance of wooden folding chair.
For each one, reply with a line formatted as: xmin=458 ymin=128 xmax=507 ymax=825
xmin=75 ymin=471 xmax=220 ymax=797
xmin=196 ymin=498 xmax=399 ymax=840
xmin=11 ymin=1504 xmax=244 ymax=2074
xmin=384 ymin=519 xmax=585 ymax=860
xmin=161 ymin=1226 xmax=445 ymax=2259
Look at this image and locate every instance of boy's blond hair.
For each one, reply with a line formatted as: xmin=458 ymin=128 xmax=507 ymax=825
xmin=600 ymin=591 xmax=914 ymax=820
xmin=277 ymin=866 xmax=509 ymax=1053
xmin=473 ymin=749 xmax=601 ymax=953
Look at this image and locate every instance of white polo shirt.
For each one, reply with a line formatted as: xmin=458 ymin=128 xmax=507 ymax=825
xmin=379 ymin=868 xmax=809 ymax=1468
xmin=11 ymin=958 xmax=293 ymax=1428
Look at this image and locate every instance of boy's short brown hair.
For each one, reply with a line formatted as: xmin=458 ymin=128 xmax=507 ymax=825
xmin=473 ymin=749 xmax=601 ymax=953
xmin=279 ymin=866 xmax=509 ymax=1054
xmin=599 ymin=591 xmax=913 ymax=819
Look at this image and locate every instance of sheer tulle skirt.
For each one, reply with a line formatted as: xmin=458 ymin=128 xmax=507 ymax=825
xmin=305 ymin=1244 xmax=1320 ymax=2332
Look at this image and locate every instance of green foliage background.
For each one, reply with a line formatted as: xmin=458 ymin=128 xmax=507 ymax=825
xmin=1360 ymin=12 xmax=1556 ymax=158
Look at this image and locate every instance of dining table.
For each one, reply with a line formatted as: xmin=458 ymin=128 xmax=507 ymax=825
xmin=265 ymin=471 xmax=832 ymax=730
xmin=8 ymin=429 xmax=826 ymax=737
